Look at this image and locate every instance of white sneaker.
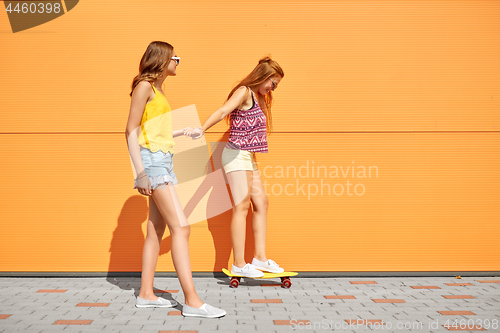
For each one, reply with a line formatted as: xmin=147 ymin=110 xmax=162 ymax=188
xmin=251 ymin=258 xmax=284 ymax=273
xmin=182 ymin=303 xmax=226 ymax=318
xmin=231 ymin=264 xmax=265 ymax=277
xmin=135 ymin=296 xmax=177 ymax=308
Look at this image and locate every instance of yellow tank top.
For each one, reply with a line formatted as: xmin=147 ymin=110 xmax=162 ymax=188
xmin=137 ymin=83 xmax=175 ymax=154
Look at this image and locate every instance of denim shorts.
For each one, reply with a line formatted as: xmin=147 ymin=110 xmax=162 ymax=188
xmin=134 ymin=147 xmax=178 ymax=190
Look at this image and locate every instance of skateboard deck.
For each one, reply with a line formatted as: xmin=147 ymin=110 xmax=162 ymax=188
xmin=222 ymin=268 xmax=298 ymax=288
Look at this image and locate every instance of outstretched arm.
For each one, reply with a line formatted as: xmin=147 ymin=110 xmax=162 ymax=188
xmin=173 ymin=128 xmax=190 ymax=138
xmin=188 ymin=86 xmax=248 ymax=139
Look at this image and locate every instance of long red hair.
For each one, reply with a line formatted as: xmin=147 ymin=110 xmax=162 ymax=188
xmin=130 ymin=41 xmax=174 ymax=96
xmin=226 ymin=57 xmax=284 ymax=133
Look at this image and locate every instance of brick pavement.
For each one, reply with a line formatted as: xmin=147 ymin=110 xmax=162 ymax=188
xmin=0 ymin=276 xmax=499 ymax=333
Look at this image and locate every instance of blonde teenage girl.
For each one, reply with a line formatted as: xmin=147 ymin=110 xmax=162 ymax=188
xmin=187 ymin=57 xmax=285 ymax=278
xmin=125 ymin=41 xmax=225 ymax=318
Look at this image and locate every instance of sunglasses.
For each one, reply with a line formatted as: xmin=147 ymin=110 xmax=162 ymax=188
xmin=270 ymin=78 xmax=277 ymax=91
xmin=171 ymin=56 xmax=180 ymax=65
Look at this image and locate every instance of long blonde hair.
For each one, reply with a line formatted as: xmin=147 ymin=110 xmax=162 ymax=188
xmin=130 ymin=41 xmax=174 ymax=96
xmin=226 ymin=57 xmax=284 ymax=133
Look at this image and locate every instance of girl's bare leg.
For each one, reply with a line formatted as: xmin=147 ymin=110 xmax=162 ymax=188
xmin=138 ymin=195 xmax=167 ymax=301
xmin=250 ymin=169 xmax=269 ymax=262
xmin=226 ymin=170 xmax=253 ymax=268
xmin=148 ymin=183 xmax=204 ymax=308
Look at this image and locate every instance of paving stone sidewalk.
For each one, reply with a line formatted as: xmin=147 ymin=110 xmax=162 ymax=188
xmin=0 ymin=276 xmax=499 ymax=333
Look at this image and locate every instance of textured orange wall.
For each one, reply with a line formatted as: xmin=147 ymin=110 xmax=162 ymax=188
xmin=0 ymin=1 xmax=499 ymax=272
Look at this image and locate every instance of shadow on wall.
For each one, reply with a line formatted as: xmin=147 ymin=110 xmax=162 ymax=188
xmin=106 ymin=195 xmax=172 ymax=294
xmin=207 ymin=138 xmax=255 ymax=270
xmin=108 ymin=131 xmax=256 ymax=284
xmin=182 ymin=131 xmax=255 ymax=273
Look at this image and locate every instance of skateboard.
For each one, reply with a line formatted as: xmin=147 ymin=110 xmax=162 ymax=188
xmin=222 ymin=268 xmax=298 ymax=289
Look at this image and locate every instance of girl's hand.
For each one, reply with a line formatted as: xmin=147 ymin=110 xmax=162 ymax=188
xmin=182 ymin=127 xmax=193 ymax=137
xmin=136 ymin=171 xmax=152 ymax=196
xmin=190 ymin=127 xmax=204 ymax=140
xmin=184 ymin=127 xmax=204 ymax=139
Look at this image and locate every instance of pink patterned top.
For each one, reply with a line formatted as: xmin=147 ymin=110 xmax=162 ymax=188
xmin=226 ymin=88 xmax=268 ymax=153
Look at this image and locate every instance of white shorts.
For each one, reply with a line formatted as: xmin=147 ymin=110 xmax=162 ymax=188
xmin=221 ymin=147 xmax=258 ymax=174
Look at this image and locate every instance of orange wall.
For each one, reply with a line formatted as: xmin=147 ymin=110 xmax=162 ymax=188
xmin=0 ymin=1 xmax=499 ymax=272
